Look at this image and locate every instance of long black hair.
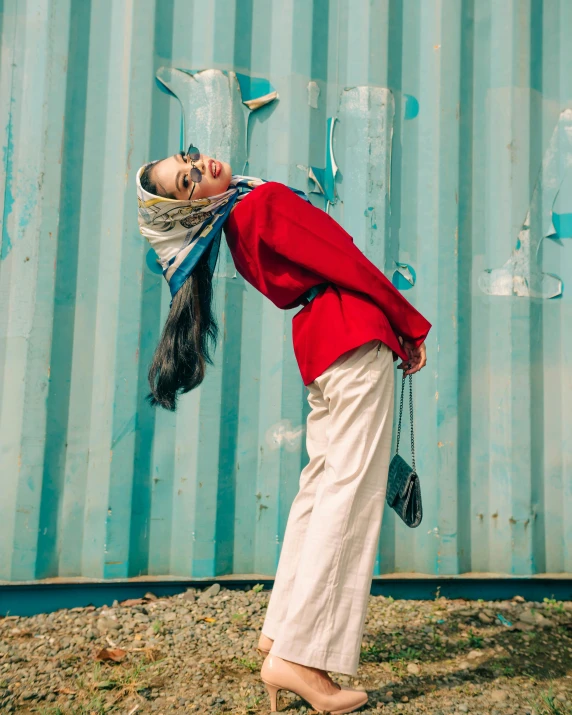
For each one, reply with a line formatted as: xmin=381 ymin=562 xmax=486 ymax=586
xmin=140 ymin=163 xmax=219 ymax=411
xmin=147 ymin=253 xmax=219 ymax=411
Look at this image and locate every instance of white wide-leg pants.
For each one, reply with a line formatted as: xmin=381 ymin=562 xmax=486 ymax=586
xmin=262 ymin=339 xmax=395 ymax=676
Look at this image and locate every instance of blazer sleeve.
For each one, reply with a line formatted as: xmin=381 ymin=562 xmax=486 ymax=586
xmin=248 ymin=182 xmax=432 ymax=347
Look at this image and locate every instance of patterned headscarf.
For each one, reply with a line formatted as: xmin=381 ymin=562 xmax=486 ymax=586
xmin=136 ymin=165 xmax=309 ymax=301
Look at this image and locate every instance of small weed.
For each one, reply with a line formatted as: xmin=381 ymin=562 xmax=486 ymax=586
xmin=245 ymin=693 xmax=264 ymax=710
xmin=544 ymin=597 xmax=566 ymax=615
xmin=388 ymin=646 xmax=421 ymax=662
xmin=117 ymin=661 xmax=149 ymax=686
xmin=38 ymin=701 xmax=107 ymax=715
xmin=83 ymin=695 xmax=108 ymax=714
xmin=360 ymin=643 xmax=385 ymax=662
xmin=528 ymin=685 xmax=572 ymax=715
xmin=152 ymin=619 xmax=162 ymax=634
xmin=467 ymin=629 xmax=484 ymax=648
xmin=44 ymin=660 xmax=154 ymax=714
xmin=388 ymin=660 xmax=405 ymax=675
xmin=237 ymin=657 xmax=259 ymax=672
xmin=252 ymin=583 xmax=264 ymax=593
xmin=232 ymin=612 xmax=247 ymax=622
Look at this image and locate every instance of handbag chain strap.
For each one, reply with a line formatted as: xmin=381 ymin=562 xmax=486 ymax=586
xmin=395 ymin=373 xmax=416 ymax=473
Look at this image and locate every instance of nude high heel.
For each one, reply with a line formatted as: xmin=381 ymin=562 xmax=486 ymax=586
xmin=264 ymin=680 xmax=281 ymax=711
xmin=260 ymin=653 xmax=368 ymax=714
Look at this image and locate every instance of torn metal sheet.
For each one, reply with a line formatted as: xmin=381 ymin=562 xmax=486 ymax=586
xmin=403 ymin=93 xmax=420 ymax=120
xmin=479 ymin=109 xmax=572 ymax=299
xmin=155 ymin=67 xmax=278 ymax=175
xmin=307 ymin=80 xmax=320 ymax=108
xmin=235 ymin=73 xmax=278 ymax=110
xmin=551 ymin=212 xmax=572 ymax=239
xmin=547 ymin=168 xmax=572 ymax=239
xmin=392 ymin=261 xmax=416 ymax=290
xmin=308 ymin=116 xmax=339 ymax=205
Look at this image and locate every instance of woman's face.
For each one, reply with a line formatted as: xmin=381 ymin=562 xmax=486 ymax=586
xmin=151 ymin=151 xmax=232 ymax=200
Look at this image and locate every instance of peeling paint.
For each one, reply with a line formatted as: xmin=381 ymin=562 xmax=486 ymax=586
xmin=392 ymin=262 xmax=416 ymax=290
xmin=307 ymin=80 xmax=320 ymax=108
xmin=308 ymin=117 xmax=338 ymax=205
xmin=235 ymin=73 xmax=278 ymax=110
xmin=403 ymin=94 xmax=419 ymax=120
xmin=1 ymin=99 xmax=15 ymax=260
xmin=155 ymin=67 xmax=278 ymax=175
xmin=479 ymin=109 xmax=572 ymax=299
xmin=337 ymin=86 xmax=397 ymax=276
xmin=551 ymin=212 xmax=572 ymax=238
xmin=264 ymin=419 xmax=305 ymax=452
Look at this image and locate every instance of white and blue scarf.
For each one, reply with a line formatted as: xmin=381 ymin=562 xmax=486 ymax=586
xmin=136 ymin=166 xmax=309 ymax=300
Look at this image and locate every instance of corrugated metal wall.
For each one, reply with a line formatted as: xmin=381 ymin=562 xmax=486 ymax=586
xmin=1 ymin=0 xmax=571 ymax=584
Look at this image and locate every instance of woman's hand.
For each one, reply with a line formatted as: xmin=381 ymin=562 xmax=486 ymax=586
xmin=398 ymin=339 xmax=427 ymax=376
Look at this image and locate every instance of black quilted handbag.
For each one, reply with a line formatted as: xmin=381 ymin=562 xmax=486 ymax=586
xmin=386 ymin=373 xmax=423 ymax=528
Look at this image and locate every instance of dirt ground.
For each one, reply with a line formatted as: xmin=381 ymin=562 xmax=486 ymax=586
xmin=1 ymin=585 xmax=571 ymax=714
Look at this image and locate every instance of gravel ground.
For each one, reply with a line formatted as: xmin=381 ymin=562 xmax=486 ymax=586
xmin=1 ymin=585 xmax=571 ymax=714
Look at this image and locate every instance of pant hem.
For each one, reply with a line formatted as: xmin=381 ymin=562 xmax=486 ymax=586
xmin=268 ymin=642 xmax=359 ymax=677
xmin=260 ymin=619 xmax=279 ymax=641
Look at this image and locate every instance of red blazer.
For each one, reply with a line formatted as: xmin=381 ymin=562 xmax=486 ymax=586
xmin=224 ymin=182 xmax=431 ymax=385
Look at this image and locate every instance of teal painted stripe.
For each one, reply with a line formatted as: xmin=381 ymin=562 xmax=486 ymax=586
xmin=433 ymin=0 xmax=463 ymax=577
xmin=105 ymin=0 xmax=157 ymax=580
xmin=403 ymin=0 xmax=439 ymax=575
xmin=456 ymin=0 xmax=476 ymax=575
xmin=2 ymin=0 xmax=61 ymax=581
xmin=233 ymin=285 xmax=263 ymax=573
xmin=37 ymin=0 xmax=91 ymax=580
xmin=128 ymin=0 xmax=175 ymax=578
xmin=23 ymin=0 xmax=73 ymax=580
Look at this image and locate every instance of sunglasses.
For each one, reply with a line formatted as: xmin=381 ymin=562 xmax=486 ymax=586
xmin=182 ymin=145 xmax=202 ymax=199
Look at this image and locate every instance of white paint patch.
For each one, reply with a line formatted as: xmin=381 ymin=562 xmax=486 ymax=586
xmin=265 ymin=419 xmax=305 ymax=452
xmin=307 ymin=81 xmax=320 ymax=108
xmin=479 ymin=109 xmax=572 ymax=299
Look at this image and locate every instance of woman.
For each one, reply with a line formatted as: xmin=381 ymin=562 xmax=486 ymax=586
xmin=137 ymin=147 xmax=430 ymax=713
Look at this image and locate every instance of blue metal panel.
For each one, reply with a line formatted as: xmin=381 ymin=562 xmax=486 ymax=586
xmin=1 ymin=0 xmax=572 ymax=585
